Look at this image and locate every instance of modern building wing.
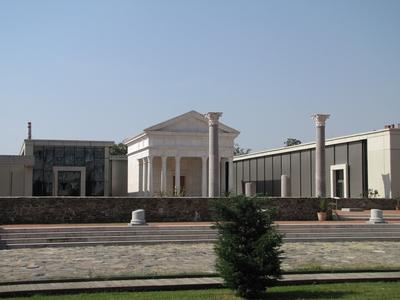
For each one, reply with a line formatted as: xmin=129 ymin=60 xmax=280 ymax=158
xmin=233 ymin=126 xmax=400 ymax=198
xmin=1 ymin=139 xmax=127 ymax=197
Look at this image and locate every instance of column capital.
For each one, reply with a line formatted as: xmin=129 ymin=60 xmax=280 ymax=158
xmin=312 ymin=114 xmax=330 ymax=127
xmin=204 ymin=112 xmax=222 ymax=126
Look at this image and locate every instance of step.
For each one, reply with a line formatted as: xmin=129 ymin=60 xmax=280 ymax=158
xmin=4 ymin=238 xmax=218 ymax=249
xmin=0 ymin=229 xmax=216 ymax=239
xmin=2 ymin=234 xmax=218 ymax=244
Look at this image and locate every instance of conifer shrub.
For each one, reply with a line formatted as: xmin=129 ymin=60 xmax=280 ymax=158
xmin=213 ymin=195 xmax=282 ymax=299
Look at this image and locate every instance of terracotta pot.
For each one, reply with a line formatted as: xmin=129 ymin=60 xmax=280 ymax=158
xmin=317 ymin=212 xmax=327 ymax=221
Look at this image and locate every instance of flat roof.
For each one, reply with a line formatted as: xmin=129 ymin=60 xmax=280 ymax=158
xmin=19 ymin=139 xmax=115 ymax=155
xmin=234 ymin=127 xmax=398 ymax=161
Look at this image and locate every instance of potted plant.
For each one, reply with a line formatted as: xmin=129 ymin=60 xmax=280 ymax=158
xmin=317 ymin=198 xmax=328 ymax=221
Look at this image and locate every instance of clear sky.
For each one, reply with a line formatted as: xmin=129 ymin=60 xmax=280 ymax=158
xmin=0 ymin=0 xmax=399 ymax=154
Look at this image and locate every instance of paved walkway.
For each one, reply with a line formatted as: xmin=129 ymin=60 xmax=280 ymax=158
xmin=1 ymin=241 xmax=400 ymax=283
xmin=1 ymin=272 xmax=400 ymax=297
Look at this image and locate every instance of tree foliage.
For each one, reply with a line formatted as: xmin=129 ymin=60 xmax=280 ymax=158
xmin=213 ymin=195 xmax=282 ymax=299
xmin=284 ymin=138 xmax=302 ymax=147
xmin=110 ymin=143 xmax=127 ymax=155
xmin=234 ymin=143 xmax=251 ymax=156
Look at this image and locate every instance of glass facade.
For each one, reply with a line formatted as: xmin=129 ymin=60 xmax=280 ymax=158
xmin=32 ymin=146 xmax=105 ymax=196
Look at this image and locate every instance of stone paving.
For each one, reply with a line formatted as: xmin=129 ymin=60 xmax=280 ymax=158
xmin=1 ymin=242 xmax=400 ymax=283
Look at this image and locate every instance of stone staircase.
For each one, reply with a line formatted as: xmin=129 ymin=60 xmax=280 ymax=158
xmin=334 ymin=210 xmax=400 ymax=221
xmin=1 ymin=223 xmax=400 ymax=249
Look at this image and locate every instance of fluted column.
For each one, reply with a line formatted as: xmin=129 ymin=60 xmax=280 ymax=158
xmin=201 ymin=156 xmax=208 ymax=197
xmin=205 ymin=112 xmax=222 ymax=197
xmin=160 ymin=156 xmax=167 ymax=193
xmin=147 ymin=156 xmax=153 ymax=196
xmin=175 ymin=156 xmax=181 ymax=194
xmin=312 ymin=114 xmax=330 ymax=197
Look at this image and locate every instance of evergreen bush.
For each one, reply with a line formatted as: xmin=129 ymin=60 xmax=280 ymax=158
xmin=213 ymin=195 xmax=282 ymax=299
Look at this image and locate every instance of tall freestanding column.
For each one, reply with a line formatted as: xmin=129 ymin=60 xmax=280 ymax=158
xmin=312 ymin=114 xmax=330 ymax=197
xmin=205 ymin=112 xmax=222 ymax=197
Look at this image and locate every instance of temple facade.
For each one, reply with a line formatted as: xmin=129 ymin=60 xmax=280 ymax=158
xmin=124 ymin=111 xmax=239 ymax=196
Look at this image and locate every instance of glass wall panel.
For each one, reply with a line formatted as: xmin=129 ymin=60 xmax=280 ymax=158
xmin=291 ymin=152 xmax=301 ymax=197
xmin=300 ymin=150 xmax=311 ymax=197
xmin=32 ymin=145 xmax=105 ymax=196
xmin=272 ymin=156 xmax=281 ymax=196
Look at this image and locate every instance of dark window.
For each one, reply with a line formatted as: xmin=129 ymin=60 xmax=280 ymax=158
xmin=335 ymin=170 xmax=344 ymax=198
xmin=58 ymin=171 xmax=81 ymax=196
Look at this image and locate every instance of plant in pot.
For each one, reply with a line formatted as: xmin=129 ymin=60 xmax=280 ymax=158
xmin=317 ymin=198 xmax=328 ymax=221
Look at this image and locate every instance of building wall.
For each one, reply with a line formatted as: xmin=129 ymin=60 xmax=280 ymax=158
xmin=366 ymin=131 xmax=392 ymax=198
xmin=233 ymin=140 xmax=367 ymax=197
xmin=0 ymin=156 xmax=33 ymax=196
xmin=0 ymin=196 xmax=396 ymax=224
xmin=390 ymin=130 xmax=400 ymax=198
xmin=111 ymin=156 xmax=127 ymax=196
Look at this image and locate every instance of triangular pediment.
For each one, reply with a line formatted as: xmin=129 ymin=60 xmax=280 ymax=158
xmin=144 ymin=111 xmax=240 ymax=135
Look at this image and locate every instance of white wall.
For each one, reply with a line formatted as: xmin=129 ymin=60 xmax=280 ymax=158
xmin=0 ymin=156 xmax=33 ymax=196
xmin=390 ymin=130 xmax=400 ymax=198
xmin=367 ymin=131 xmax=392 ymax=198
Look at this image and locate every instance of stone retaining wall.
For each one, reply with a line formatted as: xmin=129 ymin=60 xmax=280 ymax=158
xmin=0 ymin=197 xmax=397 ymax=224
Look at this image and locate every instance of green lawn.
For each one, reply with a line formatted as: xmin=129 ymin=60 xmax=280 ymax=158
xmin=4 ymin=281 xmax=400 ymax=300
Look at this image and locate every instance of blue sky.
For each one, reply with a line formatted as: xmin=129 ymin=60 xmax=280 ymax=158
xmin=0 ymin=0 xmax=399 ymax=154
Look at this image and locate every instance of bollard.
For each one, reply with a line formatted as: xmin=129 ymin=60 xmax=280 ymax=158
xmin=245 ymin=182 xmax=256 ymax=197
xmin=129 ymin=209 xmax=146 ymax=226
xmin=281 ymin=175 xmax=291 ymax=197
xmin=367 ymin=209 xmax=385 ymax=224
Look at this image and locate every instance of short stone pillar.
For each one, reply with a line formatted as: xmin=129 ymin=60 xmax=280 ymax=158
xmin=245 ymin=182 xmax=256 ymax=197
xmin=281 ymin=175 xmax=291 ymax=197
xmin=367 ymin=209 xmax=385 ymax=224
xmin=129 ymin=209 xmax=146 ymax=226
xmin=312 ymin=114 xmax=330 ymax=197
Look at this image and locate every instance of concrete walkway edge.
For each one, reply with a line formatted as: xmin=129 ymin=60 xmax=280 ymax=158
xmin=0 ymin=272 xmax=400 ymax=297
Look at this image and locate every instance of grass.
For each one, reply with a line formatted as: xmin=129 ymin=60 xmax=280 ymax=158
xmin=3 ymin=281 xmax=400 ymax=300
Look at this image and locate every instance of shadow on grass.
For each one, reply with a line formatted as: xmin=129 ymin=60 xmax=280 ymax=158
xmin=260 ymin=290 xmax=355 ymax=299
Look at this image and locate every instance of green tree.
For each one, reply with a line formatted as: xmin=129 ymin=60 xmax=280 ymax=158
xmin=213 ymin=195 xmax=282 ymax=299
xmin=284 ymin=138 xmax=301 ymax=147
xmin=234 ymin=143 xmax=251 ymax=156
xmin=110 ymin=143 xmax=127 ymax=155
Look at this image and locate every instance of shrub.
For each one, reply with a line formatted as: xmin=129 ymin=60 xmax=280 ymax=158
xmin=213 ymin=195 xmax=282 ymax=299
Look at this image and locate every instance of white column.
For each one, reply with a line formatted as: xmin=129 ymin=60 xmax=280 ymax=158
xmin=205 ymin=112 xmax=222 ymax=197
xmin=147 ymin=156 xmax=153 ymax=196
xmin=175 ymin=156 xmax=181 ymax=195
xmin=312 ymin=114 xmax=330 ymax=197
xmin=228 ymin=157 xmax=234 ymax=193
xmin=160 ymin=156 xmax=167 ymax=193
xmin=143 ymin=157 xmax=148 ymax=196
xmin=201 ymin=156 xmax=208 ymax=197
